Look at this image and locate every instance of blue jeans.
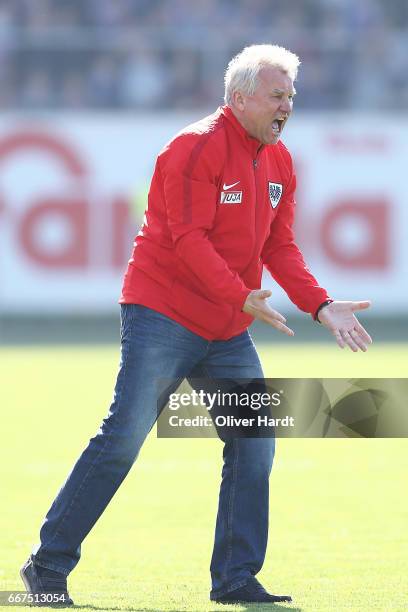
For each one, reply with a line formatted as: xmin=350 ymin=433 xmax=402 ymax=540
xmin=32 ymin=305 xmax=275 ymax=597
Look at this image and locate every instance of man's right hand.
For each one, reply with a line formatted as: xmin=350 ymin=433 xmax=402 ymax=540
xmin=243 ymin=289 xmax=294 ymax=336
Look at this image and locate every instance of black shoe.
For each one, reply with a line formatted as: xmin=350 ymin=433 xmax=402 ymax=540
xmin=211 ymin=575 xmax=292 ymax=604
xmin=20 ymin=557 xmax=74 ymax=607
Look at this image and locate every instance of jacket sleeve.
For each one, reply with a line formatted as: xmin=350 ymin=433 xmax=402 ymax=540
xmin=161 ymin=133 xmax=251 ymax=309
xmin=261 ymin=165 xmax=330 ymax=316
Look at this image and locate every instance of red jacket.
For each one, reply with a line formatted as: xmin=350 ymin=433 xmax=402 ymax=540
xmin=120 ymin=105 xmax=329 ymax=340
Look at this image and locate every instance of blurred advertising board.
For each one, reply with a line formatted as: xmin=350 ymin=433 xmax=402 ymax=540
xmin=0 ymin=113 xmax=406 ymax=315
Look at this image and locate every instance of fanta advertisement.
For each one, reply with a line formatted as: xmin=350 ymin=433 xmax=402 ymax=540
xmin=0 ymin=114 xmax=406 ymax=315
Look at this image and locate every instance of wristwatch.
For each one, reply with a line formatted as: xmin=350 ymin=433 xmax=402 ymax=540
xmin=314 ymin=299 xmax=334 ymax=322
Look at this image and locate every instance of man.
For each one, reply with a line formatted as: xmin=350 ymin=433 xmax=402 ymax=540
xmin=21 ymin=44 xmax=372 ymax=606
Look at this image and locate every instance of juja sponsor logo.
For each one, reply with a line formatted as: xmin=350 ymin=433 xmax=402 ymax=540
xmin=220 ymin=191 xmax=243 ymax=204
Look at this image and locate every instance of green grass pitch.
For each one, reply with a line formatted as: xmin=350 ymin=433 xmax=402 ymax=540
xmin=1 ymin=342 xmax=407 ymax=611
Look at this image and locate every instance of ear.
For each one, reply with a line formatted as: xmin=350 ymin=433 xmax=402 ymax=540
xmin=231 ymin=90 xmax=246 ymax=111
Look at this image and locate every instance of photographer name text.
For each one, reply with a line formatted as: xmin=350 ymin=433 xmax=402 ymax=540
xmin=168 ymin=415 xmax=295 ymax=427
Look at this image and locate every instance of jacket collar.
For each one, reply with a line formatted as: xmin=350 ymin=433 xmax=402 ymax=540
xmin=221 ymin=105 xmax=264 ymax=158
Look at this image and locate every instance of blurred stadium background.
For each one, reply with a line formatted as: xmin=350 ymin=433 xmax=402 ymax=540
xmin=0 ymin=0 xmax=407 ymax=342
xmin=1 ymin=4 xmax=408 ymax=609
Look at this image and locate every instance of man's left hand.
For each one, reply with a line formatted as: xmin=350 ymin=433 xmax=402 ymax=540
xmin=317 ymin=301 xmax=372 ymax=352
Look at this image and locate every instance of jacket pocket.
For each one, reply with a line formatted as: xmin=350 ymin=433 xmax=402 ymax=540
xmin=171 ymin=279 xmax=232 ymax=337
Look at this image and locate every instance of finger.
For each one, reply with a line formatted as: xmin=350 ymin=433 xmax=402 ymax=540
xmin=260 ymin=310 xmax=293 ymax=334
xmin=341 ymin=330 xmax=359 ymax=352
xmin=333 ymin=329 xmax=345 ymax=349
xmin=354 ymin=320 xmax=372 ymax=344
xmin=350 ymin=300 xmax=371 ymax=312
xmin=254 ymin=304 xmax=286 ymax=324
xmin=270 ymin=319 xmax=295 ymax=336
xmin=257 ymin=290 xmax=272 ymax=299
xmin=349 ymin=329 xmax=367 ymax=352
xmin=266 ymin=307 xmax=286 ymax=323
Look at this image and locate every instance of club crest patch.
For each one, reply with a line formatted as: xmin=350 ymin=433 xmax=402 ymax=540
xmin=268 ymin=182 xmax=283 ymax=208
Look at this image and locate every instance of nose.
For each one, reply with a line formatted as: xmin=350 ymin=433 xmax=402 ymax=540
xmin=279 ymin=97 xmax=292 ymax=114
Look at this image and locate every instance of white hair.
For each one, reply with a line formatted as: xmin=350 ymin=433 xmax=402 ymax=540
xmin=224 ymin=44 xmax=300 ymax=105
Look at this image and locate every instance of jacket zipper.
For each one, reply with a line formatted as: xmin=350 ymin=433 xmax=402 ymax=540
xmin=252 ymin=147 xmax=263 ymax=260
xmin=237 ymin=149 xmax=263 ymax=286
xmin=224 ymin=149 xmax=263 ymax=337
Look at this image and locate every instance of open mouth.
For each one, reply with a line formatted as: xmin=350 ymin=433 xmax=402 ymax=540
xmin=272 ymin=118 xmax=285 ymax=135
